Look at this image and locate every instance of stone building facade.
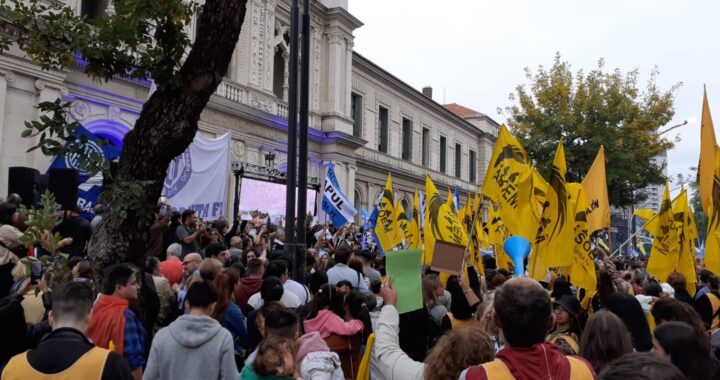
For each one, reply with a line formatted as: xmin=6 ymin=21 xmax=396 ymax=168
xmin=0 ymin=0 xmax=498 ymax=219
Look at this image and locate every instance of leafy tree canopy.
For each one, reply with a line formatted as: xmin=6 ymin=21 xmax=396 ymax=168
xmin=0 ymin=0 xmax=248 ymax=278
xmin=501 ymin=53 xmax=681 ymax=208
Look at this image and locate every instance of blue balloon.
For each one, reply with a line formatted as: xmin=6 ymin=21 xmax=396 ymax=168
xmin=503 ymin=236 xmax=531 ymax=277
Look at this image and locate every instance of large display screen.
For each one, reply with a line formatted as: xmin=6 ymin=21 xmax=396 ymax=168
xmin=239 ymin=178 xmax=317 ymax=221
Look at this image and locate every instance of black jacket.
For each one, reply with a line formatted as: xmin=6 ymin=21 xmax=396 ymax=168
xmin=21 ymin=328 xmax=132 ymax=380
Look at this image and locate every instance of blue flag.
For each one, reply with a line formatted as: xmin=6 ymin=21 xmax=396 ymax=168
xmin=48 ymin=125 xmax=120 ymax=219
xmin=321 ymin=162 xmax=356 ymax=227
xmin=453 ymin=186 xmax=460 ymax=212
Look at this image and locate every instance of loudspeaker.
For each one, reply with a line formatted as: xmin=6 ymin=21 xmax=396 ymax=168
xmin=8 ymin=167 xmax=47 ymax=208
xmin=48 ymin=168 xmax=79 ymax=211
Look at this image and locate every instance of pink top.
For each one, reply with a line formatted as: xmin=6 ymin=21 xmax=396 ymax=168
xmin=303 ymin=309 xmax=363 ymax=339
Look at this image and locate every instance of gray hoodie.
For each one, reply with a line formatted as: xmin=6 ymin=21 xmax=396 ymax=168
xmin=143 ymin=315 xmax=239 ymax=380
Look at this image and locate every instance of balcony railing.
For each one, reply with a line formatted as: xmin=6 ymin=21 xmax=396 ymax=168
xmin=215 ymin=79 xmax=321 ymax=129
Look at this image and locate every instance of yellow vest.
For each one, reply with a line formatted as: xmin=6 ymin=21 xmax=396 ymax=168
xmin=480 ymin=356 xmax=594 ymax=380
xmin=2 ymin=346 xmax=109 ymax=380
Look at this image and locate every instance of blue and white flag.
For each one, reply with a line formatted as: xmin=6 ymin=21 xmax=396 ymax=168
xmin=321 ymin=162 xmax=356 ymax=227
xmin=360 ymin=208 xmax=371 ymax=228
xmin=48 ymin=125 xmax=120 ymax=219
xmin=453 ymin=186 xmax=460 ymax=212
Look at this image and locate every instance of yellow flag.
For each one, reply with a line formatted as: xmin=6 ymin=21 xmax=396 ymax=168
xmin=533 ymin=169 xmax=549 ymax=215
xmin=634 ymin=209 xmax=656 ymax=221
xmin=645 ymin=183 xmax=679 ymax=282
xmin=672 ymin=190 xmax=697 ymax=294
xmin=700 ymin=87 xmax=718 ymax=215
xmin=458 ymin=202 xmax=468 ymax=231
xmin=481 ymin=125 xmax=540 ymax=241
xmin=395 ymin=200 xmax=410 ymax=248
xmin=567 ymin=183 xmax=597 ymax=295
xmin=532 ymin=141 xmax=575 ymax=272
xmin=375 ymin=173 xmax=400 ymax=253
xmin=447 ymin=188 xmax=457 ymax=215
xmin=487 ymin=204 xmax=511 ymax=271
xmin=408 ymin=190 xmax=421 ymax=249
xmin=424 ymin=176 xmax=468 ymax=265
xmin=466 ymin=194 xmax=486 ymax=275
xmin=581 ymin=146 xmax=611 ymax=233
xmin=705 ymin=148 xmax=720 ymax=275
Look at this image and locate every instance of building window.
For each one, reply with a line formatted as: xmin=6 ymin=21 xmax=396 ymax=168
xmin=469 ymin=149 xmax=477 ymax=183
xmin=402 ymin=118 xmax=412 ymax=161
xmin=422 ymin=128 xmax=430 ymax=166
xmin=273 ymin=49 xmax=285 ymax=100
xmin=440 ymin=136 xmax=447 ymax=173
xmin=351 ymin=93 xmax=363 ymax=138
xmin=455 ymin=143 xmax=462 ymax=178
xmin=378 ymin=106 xmax=389 ymax=153
xmin=81 ymin=0 xmax=110 ymax=20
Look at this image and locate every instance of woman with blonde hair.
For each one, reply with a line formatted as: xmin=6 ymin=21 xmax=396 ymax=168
xmin=424 ymin=328 xmax=495 ymax=380
xmin=422 ymin=274 xmax=452 ymax=349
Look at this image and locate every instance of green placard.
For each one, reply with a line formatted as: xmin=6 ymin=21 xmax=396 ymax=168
xmin=386 ymin=248 xmax=423 ymax=314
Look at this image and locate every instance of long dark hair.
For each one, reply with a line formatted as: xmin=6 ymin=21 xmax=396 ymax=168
xmin=651 ymin=298 xmax=708 ymax=350
xmin=605 ymin=293 xmax=652 ymax=352
xmin=654 ymin=321 xmax=719 ymax=380
xmin=579 ymin=310 xmax=633 ymax=373
xmin=305 ymin=283 xmax=344 ymax=320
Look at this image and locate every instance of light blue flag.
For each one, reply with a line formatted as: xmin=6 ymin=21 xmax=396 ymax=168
xmin=321 ymin=162 xmax=356 ymax=227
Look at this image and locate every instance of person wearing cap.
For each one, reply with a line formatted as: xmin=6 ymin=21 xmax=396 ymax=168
xmin=546 ymin=295 xmax=582 ymax=355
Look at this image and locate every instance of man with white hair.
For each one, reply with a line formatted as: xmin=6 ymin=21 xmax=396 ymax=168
xmin=228 ymin=236 xmax=243 ymax=258
xmin=160 ymin=243 xmax=183 ymax=287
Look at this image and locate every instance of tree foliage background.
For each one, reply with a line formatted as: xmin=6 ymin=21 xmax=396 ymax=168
xmin=501 ymin=53 xmax=681 ymax=208
xmin=0 ymin=0 xmax=248 ymax=278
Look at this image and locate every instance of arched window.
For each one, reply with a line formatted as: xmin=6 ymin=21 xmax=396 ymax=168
xmin=272 ymin=22 xmax=289 ymax=100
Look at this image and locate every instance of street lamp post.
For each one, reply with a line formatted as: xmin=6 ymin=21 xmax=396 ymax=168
xmin=231 ymin=161 xmax=244 ymax=222
xmin=294 ymin=0 xmax=311 ymax=283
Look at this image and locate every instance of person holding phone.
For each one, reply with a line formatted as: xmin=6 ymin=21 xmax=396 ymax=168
xmin=176 ymin=210 xmax=205 ymax=258
xmin=147 ymin=201 xmax=172 ymax=259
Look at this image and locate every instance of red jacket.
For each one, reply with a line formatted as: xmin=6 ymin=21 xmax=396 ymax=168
xmin=86 ymin=295 xmax=128 ymax=354
xmin=235 ymin=277 xmax=263 ymax=313
xmin=464 ymin=343 xmax=595 ymax=380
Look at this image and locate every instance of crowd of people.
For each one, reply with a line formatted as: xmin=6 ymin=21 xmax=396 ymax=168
xmin=1 ymin=194 xmax=720 ymax=379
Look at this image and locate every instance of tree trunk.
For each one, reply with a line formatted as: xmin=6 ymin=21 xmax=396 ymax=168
xmin=88 ymin=0 xmax=248 ymax=277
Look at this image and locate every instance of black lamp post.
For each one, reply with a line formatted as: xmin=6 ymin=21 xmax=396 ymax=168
xmin=231 ymin=161 xmax=244 ymax=222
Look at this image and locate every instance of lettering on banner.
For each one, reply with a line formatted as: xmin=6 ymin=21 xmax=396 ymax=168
xmin=492 ymin=164 xmax=520 ymax=208
xmin=324 ymin=184 xmax=345 ymax=209
xmin=172 ymin=202 xmax=225 ymax=219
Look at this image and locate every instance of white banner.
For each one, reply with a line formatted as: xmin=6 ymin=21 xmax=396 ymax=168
xmin=163 ymin=132 xmax=231 ymax=220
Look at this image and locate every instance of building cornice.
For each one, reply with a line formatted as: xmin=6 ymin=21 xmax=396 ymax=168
xmin=325 ymin=7 xmax=364 ymax=31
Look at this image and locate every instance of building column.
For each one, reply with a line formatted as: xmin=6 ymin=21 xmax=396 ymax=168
xmin=33 ymin=79 xmax=68 ymax=170
xmin=326 ymin=32 xmax=344 ymax=121
xmin=0 ymin=70 xmax=15 ymax=196
xmin=346 ymin=163 xmax=356 ymax=206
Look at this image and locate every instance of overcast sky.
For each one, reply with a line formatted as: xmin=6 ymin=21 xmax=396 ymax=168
xmin=348 ymin=0 xmax=720 ymax=196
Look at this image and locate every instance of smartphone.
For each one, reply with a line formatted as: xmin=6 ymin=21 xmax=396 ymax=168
xmin=30 ymin=261 xmax=42 ymax=285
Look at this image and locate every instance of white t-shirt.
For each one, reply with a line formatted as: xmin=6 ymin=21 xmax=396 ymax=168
xmin=284 ymin=279 xmax=311 ymax=305
xmin=247 ymin=289 xmax=301 ymax=310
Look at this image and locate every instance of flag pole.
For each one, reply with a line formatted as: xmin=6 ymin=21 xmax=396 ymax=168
xmin=462 ymin=195 xmax=482 ymax=268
